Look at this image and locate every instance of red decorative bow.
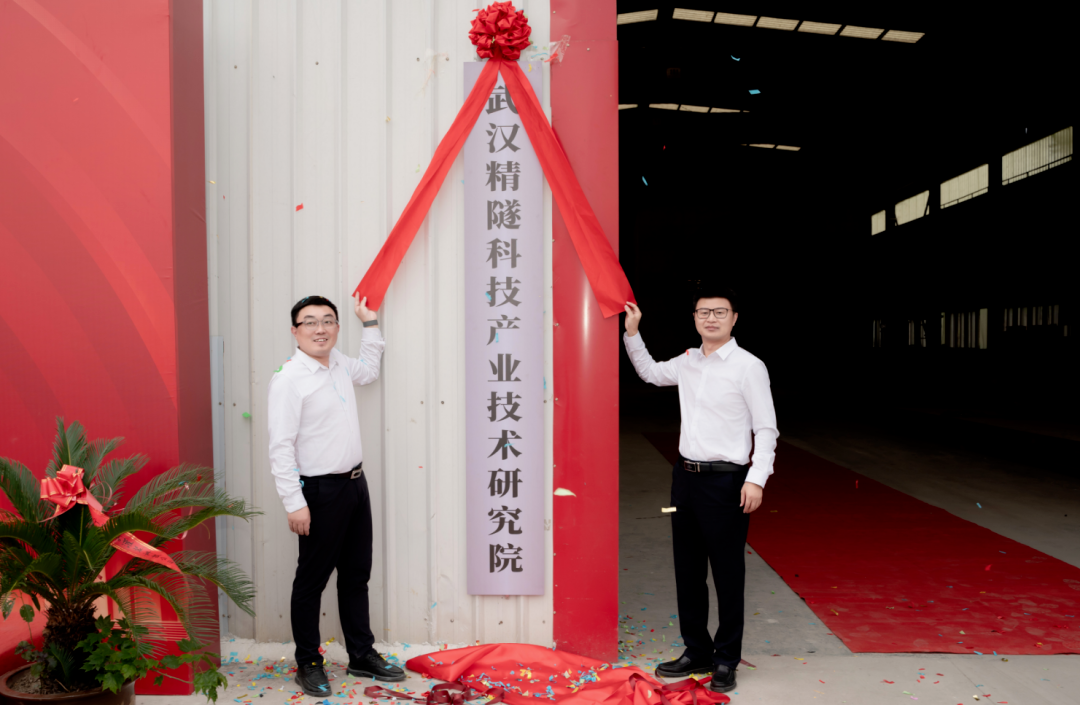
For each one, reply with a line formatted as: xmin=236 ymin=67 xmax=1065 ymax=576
xmin=469 ymin=2 xmax=531 ymax=60
xmin=40 ymin=465 xmax=110 ymax=527
xmin=40 ymin=464 xmax=180 ymax=573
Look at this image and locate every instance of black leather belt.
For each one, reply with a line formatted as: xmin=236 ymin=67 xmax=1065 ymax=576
xmin=329 ymin=462 xmax=363 ymax=479
xmin=681 ymin=458 xmax=749 ymax=473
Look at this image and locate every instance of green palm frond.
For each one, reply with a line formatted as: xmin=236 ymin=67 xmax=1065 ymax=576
xmin=140 ymin=550 xmax=256 ymax=618
xmin=2 ymin=552 xmax=64 ymax=600
xmin=92 ymin=456 xmax=148 ymax=511
xmin=123 ymin=464 xmax=212 ymax=515
xmin=96 ymin=513 xmax=170 ymax=547
xmin=0 ymin=517 xmax=55 ymax=557
xmin=105 ymin=573 xmax=217 ymax=655
xmin=0 ymin=457 xmax=48 ymax=524
xmin=46 ymin=418 xmax=89 ymax=478
xmin=80 ymin=436 xmax=124 ymax=486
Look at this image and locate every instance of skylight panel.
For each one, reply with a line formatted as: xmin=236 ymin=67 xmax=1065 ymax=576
xmin=618 ymin=104 xmax=639 ymax=110
xmin=648 ymin=103 xmax=678 ymax=110
xmin=710 ymin=108 xmax=741 ymax=113
xmin=617 ymin=10 xmax=659 ymax=25
xmin=881 ymin=30 xmax=925 ymax=43
xmin=840 ymin=25 xmax=885 ymax=39
xmin=757 ymin=17 xmax=799 ymax=30
xmin=748 ymin=143 xmax=776 ymax=149
xmin=798 ymin=21 xmax=842 ymax=35
xmin=672 ymin=9 xmax=715 ymax=22
xmin=776 ymin=145 xmax=801 ymax=151
xmin=679 ymin=104 xmax=710 ymax=113
xmin=714 ymin=12 xmax=757 ymax=26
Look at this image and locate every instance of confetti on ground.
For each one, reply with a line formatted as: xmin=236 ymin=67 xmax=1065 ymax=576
xmin=749 ymin=89 xmax=760 ymax=94
xmin=296 ymin=203 xmax=303 ymax=211
xmin=642 ymin=176 xmax=648 ymax=185
xmin=554 ymin=488 xmax=576 ymax=497
xmin=731 ymin=55 xmax=740 ymax=61
xmin=242 ymin=412 xmax=251 ymax=419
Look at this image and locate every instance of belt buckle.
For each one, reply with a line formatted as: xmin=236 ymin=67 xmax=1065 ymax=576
xmin=684 ymin=461 xmax=700 ymax=473
xmin=349 ymin=466 xmax=363 ymax=480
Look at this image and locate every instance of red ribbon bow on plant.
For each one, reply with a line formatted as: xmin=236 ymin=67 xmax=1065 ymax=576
xmin=40 ymin=465 xmax=110 ymax=527
xmin=41 ymin=464 xmax=181 ymax=572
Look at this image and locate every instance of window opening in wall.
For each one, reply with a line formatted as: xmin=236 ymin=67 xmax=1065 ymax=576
xmin=906 ymin=320 xmax=927 ymax=347
xmin=1002 ymin=126 xmax=1073 ymax=185
xmin=941 ymin=164 xmax=988 ymax=208
xmin=871 ymin=210 xmax=885 ymax=235
xmin=942 ymin=310 xmax=986 ymax=349
xmin=894 ymin=190 xmax=929 ymax=226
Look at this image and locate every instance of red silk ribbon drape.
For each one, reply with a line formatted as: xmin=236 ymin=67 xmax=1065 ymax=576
xmin=41 ymin=465 xmax=181 ymax=573
xmin=354 ymin=59 xmax=635 ymax=318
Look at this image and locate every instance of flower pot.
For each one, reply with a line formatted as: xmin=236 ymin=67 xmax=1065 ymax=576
xmin=0 ymin=666 xmax=134 ymax=705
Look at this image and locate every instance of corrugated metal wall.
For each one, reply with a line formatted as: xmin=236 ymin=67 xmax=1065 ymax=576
xmin=203 ymin=0 xmax=554 ymax=648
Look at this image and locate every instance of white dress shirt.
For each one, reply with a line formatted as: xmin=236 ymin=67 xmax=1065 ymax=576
xmin=623 ymin=333 xmax=779 ymax=488
xmin=268 ymin=329 xmax=384 ymax=512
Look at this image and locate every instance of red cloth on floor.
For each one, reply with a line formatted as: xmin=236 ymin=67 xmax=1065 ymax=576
xmin=405 ymin=644 xmax=729 ymax=705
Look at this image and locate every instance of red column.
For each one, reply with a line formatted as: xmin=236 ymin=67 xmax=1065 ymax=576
xmin=0 ymin=0 xmax=213 ymax=692
xmin=551 ymin=0 xmax=620 ymax=660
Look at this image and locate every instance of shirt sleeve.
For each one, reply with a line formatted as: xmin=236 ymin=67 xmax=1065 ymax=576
xmin=344 ymin=327 xmax=385 ymax=385
xmin=267 ymin=374 xmax=306 ymax=513
xmin=742 ymin=359 xmax=779 ymax=488
xmin=623 ymin=332 xmax=680 ymax=387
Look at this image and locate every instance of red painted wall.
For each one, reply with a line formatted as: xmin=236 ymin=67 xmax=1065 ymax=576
xmin=0 ymin=0 xmax=213 ymax=692
xmin=551 ymin=0 xmax=620 ymax=660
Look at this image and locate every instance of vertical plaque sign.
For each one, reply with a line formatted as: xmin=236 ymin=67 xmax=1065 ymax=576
xmin=465 ymin=62 xmax=544 ymax=595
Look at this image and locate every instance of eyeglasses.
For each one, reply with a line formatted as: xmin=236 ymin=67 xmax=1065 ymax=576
xmin=694 ymin=308 xmax=731 ymax=320
xmin=297 ymin=318 xmax=339 ymax=330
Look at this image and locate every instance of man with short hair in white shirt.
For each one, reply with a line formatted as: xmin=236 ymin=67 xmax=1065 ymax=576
xmin=623 ymin=286 xmax=778 ymax=694
xmin=268 ymin=293 xmax=403 ymax=697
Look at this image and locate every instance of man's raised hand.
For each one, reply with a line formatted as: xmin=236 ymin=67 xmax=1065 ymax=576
xmin=624 ymin=301 xmax=642 ymax=337
xmin=353 ymin=292 xmax=376 ymax=323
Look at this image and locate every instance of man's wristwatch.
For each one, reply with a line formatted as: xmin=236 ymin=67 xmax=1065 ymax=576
xmin=363 ymin=319 xmax=379 ymax=327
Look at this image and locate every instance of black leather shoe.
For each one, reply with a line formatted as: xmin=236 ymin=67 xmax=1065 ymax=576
xmin=294 ymin=661 xmax=333 ymax=697
xmin=655 ymin=654 xmax=714 ymax=679
xmin=347 ymin=650 xmax=406 ymax=682
xmin=708 ymin=665 xmax=736 ymax=693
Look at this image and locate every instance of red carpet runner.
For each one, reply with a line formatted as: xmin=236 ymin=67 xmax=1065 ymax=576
xmin=643 ymin=433 xmax=1080 ymax=654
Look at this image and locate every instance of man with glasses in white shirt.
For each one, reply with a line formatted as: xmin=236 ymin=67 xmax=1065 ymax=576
xmin=622 ymin=287 xmax=778 ymax=694
xmin=268 ymin=293 xmax=404 ymax=696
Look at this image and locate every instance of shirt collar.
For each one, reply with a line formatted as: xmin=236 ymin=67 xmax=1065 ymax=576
xmin=698 ymin=337 xmax=739 ymax=360
xmin=292 ymin=347 xmax=335 ymax=372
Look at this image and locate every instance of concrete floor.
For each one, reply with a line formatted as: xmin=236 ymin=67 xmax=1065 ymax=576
xmin=141 ymin=411 xmax=1080 ymax=704
xmin=616 ymin=408 xmax=1080 ymax=703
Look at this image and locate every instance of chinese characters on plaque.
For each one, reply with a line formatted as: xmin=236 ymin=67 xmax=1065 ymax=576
xmin=465 ymin=63 xmax=544 ymax=595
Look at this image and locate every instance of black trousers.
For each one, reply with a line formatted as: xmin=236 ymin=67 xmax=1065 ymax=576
xmin=291 ymin=472 xmax=373 ymax=666
xmin=670 ymin=461 xmax=750 ymax=669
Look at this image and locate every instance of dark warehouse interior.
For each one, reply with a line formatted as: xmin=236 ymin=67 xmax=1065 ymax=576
xmin=613 ymin=2 xmax=1076 ymax=453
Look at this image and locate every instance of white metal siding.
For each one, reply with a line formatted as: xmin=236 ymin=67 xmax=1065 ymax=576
xmin=204 ymin=0 xmax=554 ymax=648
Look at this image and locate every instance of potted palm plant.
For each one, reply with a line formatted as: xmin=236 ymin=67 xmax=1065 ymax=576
xmin=0 ymin=419 xmax=260 ymax=703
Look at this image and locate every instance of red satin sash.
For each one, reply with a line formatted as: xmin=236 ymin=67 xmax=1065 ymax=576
xmin=354 ymin=59 xmax=634 ymax=318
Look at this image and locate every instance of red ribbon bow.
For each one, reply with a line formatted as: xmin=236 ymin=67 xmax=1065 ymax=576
xmin=469 ymin=2 xmax=531 ymax=60
xmin=40 ymin=465 xmax=110 ymax=527
xmin=40 ymin=464 xmax=181 ymax=573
